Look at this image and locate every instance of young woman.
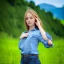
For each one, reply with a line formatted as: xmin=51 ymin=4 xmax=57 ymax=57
xmin=18 ymin=9 xmax=54 ymax=64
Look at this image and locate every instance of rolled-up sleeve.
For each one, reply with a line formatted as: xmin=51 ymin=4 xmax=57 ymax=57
xmin=38 ymin=32 xmax=54 ymax=48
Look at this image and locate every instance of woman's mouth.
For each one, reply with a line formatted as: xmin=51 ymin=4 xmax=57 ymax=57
xmin=28 ymin=23 xmax=31 ymax=24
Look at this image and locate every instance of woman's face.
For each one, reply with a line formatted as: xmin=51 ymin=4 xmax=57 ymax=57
xmin=25 ymin=12 xmax=35 ymax=27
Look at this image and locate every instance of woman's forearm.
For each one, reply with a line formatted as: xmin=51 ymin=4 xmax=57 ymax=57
xmin=38 ymin=25 xmax=53 ymax=45
xmin=38 ymin=25 xmax=48 ymax=40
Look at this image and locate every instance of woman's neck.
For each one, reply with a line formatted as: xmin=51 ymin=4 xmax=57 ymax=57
xmin=29 ymin=26 xmax=35 ymax=31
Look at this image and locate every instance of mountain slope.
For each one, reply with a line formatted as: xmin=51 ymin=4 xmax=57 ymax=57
xmin=0 ymin=1 xmax=64 ymax=38
xmin=39 ymin=3 xmax=64 ymax=19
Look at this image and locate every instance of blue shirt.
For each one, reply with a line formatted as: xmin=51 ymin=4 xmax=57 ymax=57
xmin=18 ymin=27 xmax=54 ymax=54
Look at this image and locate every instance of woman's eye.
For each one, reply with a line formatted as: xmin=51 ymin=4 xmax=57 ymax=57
xmin=26 ymin=18 xmax=28 ymax=20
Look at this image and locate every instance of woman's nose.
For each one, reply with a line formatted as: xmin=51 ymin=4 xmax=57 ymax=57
xmin=28 ymin=19 xmax=31 ymax=22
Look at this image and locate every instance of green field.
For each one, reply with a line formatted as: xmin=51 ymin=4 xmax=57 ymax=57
xmin=61 ymin=20 xmax=64 ymax=25
xmin=0 ymin=36 xmax=64 ymax=64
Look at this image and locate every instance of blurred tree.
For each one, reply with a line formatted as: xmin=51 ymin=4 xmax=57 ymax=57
xmin=0 ymin=0 xmax=64 ymax=38
xmin=46 ymin=11 xmax=53 ymax=19
xmin=7 ymin=0 xmax=16 ymax=6
xmin=28 ymin=1 xmax=35 ymax=9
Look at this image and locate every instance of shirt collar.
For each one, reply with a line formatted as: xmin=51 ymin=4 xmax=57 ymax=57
xmin=25 ymin=27 xmax=38 ymax=33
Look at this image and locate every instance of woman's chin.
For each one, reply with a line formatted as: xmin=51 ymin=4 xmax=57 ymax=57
xmin=28 ymin=24 xmax=32 ymax=27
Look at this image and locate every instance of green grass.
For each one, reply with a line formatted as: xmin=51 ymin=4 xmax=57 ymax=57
xmin=0 ymin=37 xmax=20 ymax=64
xmin=38 ymin=38 xmax=64 ymax=64
xmin=61 ymin=20 xmax=64 ymax=25
xmin=0 ymin=35 xmax=64 ymax=64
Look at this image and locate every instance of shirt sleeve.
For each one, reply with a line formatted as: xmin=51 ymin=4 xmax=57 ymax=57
xmin=18 ymin=32 xmax=25 ymax=49
xmin=38 ymin=32 xmax=54 ymax=48
xmin=18 ymin=39 xmax=22 ymax=50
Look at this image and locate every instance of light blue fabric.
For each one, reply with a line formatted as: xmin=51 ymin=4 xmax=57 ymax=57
xmin=18 ymin=27 xmax=54 ymax=54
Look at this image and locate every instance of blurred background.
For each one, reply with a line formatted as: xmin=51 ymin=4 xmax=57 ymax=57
xmin=0 ymin=0 xmax=64 ymax=64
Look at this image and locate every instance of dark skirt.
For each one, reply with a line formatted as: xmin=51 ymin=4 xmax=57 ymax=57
xmin=20 ymin=54 xmax=41 ymax=64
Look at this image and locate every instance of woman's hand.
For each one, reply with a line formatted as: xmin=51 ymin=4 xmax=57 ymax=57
xmin=48 ymin=39 xmax=53 ymax=46
xmin=20 ymin=33 xmax=28 ymax=39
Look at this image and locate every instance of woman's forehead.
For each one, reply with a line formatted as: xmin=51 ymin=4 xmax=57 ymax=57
xmin=26 ymin=12 xmax=33 ymax=16
xmin=26 ymin=12 xmax=35 ymax=18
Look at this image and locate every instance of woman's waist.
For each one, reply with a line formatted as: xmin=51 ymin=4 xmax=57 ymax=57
xmin=21 ymin=53 xmax=39 ymax=57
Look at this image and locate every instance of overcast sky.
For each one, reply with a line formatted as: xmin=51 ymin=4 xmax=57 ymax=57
xmin=27 ymin=0 xmax=64 ymax=7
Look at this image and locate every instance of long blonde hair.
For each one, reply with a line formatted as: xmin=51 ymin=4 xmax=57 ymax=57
xmin=24 ymin=9 xmax=45 ymax=31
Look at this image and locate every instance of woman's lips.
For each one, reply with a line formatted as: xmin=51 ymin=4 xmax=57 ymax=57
xmin=28 ymin=23 xmax=31 ymax=24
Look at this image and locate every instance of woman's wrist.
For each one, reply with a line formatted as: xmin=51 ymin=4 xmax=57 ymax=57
xmin=38 ymin=25 xmax=45 ymax=34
